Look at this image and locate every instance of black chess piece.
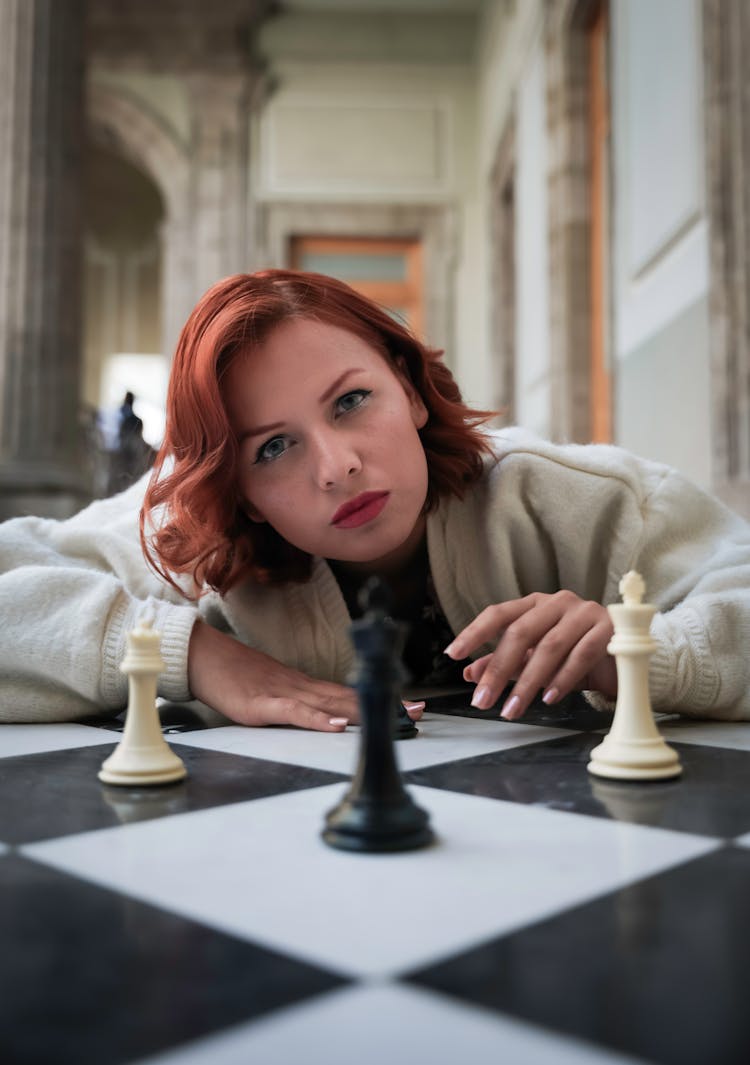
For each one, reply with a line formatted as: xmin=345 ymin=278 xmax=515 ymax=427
xmin=361 ymin=579 xmax=416 ymax=740
xmin=395 ymin=699 xmax=418 ymax=739
xmin=322 ymin=578 xmax=434 ymax=852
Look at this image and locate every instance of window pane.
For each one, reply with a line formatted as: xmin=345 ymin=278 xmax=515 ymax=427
xmin=298 ymin=251 xmax=407 ymax=282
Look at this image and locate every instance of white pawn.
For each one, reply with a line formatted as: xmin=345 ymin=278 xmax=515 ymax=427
xmin=99 ymin=611 xmax=187 ymax=786
xmin=587 ymin=571 xmax=681 ymax=781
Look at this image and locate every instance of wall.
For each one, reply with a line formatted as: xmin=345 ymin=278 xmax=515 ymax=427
xmin=254 ymin=9 xmax=480 ymax=380
xmin=87 ymin=12 xmax=485 ymax=393
xmin=475 ymin=0 xmax=548 ymax=429
xmin=610 ymin=0 xmax=711 ymax=484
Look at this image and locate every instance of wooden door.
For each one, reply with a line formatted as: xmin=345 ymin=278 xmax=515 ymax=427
xmin=290 ymin=236 xmax=425 ymax=338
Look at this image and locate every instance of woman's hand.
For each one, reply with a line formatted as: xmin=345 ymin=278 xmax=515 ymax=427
xmin=444 ymin=591 xmax=617 ymax=720
xmin=188 ymin=621 xmax=425 ymax=731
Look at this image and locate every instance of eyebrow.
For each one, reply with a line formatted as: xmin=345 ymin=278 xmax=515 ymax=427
xmin=238 ymin=368 xmax=365 ymax=442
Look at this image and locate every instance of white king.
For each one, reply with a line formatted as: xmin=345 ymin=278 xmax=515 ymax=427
xmin=587 ymin=571 xmax=682 ymax=781
xmin=98 ymin=612 xmax=187 ymax=786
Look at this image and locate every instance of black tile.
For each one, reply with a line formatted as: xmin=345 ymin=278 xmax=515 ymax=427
xmin=423 ymin=688 xmax=613 ymax=732
xmin=0 ymin=853 xmax=347 ymax=1065
xmin=405 ymin=732 xmax=750 ymax=838
xmin=407 ymin=845 xmax=750 ymax=1065
xmin=0 ymin=744 xmax=348 ymax=844
xmin=81 ymin=702 xmax=217 ymax=733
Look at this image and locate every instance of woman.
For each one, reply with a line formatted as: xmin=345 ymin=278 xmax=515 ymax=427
xmin=2 ymin=271 xmax=749 ymax=725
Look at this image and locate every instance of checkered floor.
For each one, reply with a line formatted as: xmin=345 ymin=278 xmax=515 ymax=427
xmin=3 ymin=695 xmax=750 ymax=1065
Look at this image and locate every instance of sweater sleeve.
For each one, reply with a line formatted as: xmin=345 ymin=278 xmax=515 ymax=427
xmin=0 ymin=477 xmax=199 ymax=723
xmin=628 ymin=467 xmax=750 ymax=720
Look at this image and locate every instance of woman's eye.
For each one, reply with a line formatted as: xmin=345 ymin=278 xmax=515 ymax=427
xmin=255 ymin=436 xmax=288 ymax=464
xmin=335 ymin=389 xmax=371 ymax=415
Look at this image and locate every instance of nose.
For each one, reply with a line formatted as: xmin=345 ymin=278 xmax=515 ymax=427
xmin=310 ymin=428 xmax=361 ymax=489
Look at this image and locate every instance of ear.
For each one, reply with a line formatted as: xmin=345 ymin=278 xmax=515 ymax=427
xmin=394 ymin=356 xmax=428 ymax=429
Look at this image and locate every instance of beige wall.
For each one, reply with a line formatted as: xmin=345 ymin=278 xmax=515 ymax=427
xmin=610 ymin=0 xmax=711 ymax=485
xmin=83 ymin=0 xmax=718 ymax=494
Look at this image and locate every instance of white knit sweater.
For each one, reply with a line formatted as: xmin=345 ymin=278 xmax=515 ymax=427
xmin=2 ymin=428 xmax=750 ymax=722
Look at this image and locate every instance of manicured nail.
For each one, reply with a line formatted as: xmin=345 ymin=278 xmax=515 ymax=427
xmin=501 ymin=695 xmax=520 ymax=719
xmin=402 ymin=701 xmax=426 ymax=711
xmin=462 ymin=665 xmax=473 ymax=681
xmin=471 ymin=685 xmax=492 ymax=710
xmin=443 ymin=641 xmax=457 ymax=657
xmin=542 ymin=687 xmax=560 ymax=705
xmin=329 ymin=717 xmax=349 ymax=727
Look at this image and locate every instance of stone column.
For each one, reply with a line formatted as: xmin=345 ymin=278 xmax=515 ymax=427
xmin=489 ymin=118 xmax=517 ymax=420
xmin=186 ymin=73 xmax=253 ymax=300
xmin=0 ymin=0 xmax=87 ymax=519
xmin=545 ymin=0 xmax=599 ymax=444
xmin=703 ymin=0 xmax=750 ymax=517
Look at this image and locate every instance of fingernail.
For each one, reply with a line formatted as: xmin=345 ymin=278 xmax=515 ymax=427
xmin=329 ymin=717 xmax=348 ymax=727
xmin=402 ymin=701 xmax=426 ymax=711
xmin=443 ymin=641 xmax=457 ymax=657
xmin=462 ymin=665 xmax=473 ymax=681
xmin=501 ymin=695 xmax=520 ymax=719
xmin=471 ymin=685 xmax=492 ymax=710
xmin=542 ymin=687 xmax=560 ymax=706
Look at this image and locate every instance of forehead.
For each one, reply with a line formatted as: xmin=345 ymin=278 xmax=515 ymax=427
xmin=228 ymin=318 xmax=391 ymax=388
xmin=257 ymin=317 xmax=385 ymax=363
xmin=223 ymin=318 xmax=395 ymax=423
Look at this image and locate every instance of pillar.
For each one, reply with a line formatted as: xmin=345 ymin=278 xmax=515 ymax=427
xmin=703 ymin=0 xmax=750 ymax=517
xmin=0 ymin=0 xmax=87 ymax=519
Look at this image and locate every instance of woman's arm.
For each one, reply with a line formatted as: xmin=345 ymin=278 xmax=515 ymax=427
xmin=0 ymin=478 xmax=196 ymax=721
xmin=445 ymin=446 xmax=750 ymax=721
xmin=187 ymin=621 xmax=357 ymax=731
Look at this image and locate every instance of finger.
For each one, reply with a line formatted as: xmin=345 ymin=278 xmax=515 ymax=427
xmin=444 ymin=597 xmax=538 ymax=660
xmin=464 ymin=649 xmax=533 ymax=684
xmin=403 ymin=700 xmax=426 ymax=721
xmin=250 ymin=696 xmax=351 ymax=732
xmin=303 ymin=677 xmax=359 ymax=708
xmin=292 ymin=682 xmax=359 ymax=719
xmin=469 ymin=598 xmax=572 ymax=710
xmin=500 ymin=608 xmax=605 ymax=719
xmin=541 ymin=621 xmax=614 ymax=705
xmin=463 ymin=654 xmax=492 ymax=682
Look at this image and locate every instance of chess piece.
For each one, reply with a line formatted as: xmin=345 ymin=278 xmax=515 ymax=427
xmin=588 ymin=571 xmax=682 ymax=781
xmin=395 ymin=697 xmax=419 ymax=739
xmin=98 ymin=612 xmax=187 ymax=786
xmin=322 ymin=578 xmax=434 ymax=852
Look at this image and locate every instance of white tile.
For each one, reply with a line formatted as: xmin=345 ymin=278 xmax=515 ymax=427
xmin=0 ymin=723 xmax=116 ymax=759
xmin=173 ymin=713 xmax=571 ymax=773
xmin=658 ymin=718 xmax=750 ymax=751
xmin=24 ymin=781 xmax=716 ymax=979
xmin=132 ymin=983 xmax=642 ymax=1065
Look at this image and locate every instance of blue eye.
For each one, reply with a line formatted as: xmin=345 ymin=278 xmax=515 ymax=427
xmin=336 ymin=389 xmax=371 ymax=415
xmin=255 ymin=436 xmax=288 ymax=464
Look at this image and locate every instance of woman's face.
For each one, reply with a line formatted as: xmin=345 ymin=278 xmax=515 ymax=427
xmin=225 ymin=317 xmax=430 ymax=572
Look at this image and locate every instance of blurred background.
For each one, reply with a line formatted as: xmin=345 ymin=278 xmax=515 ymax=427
xmin=0 ymin=0 xmax=746 ymax=520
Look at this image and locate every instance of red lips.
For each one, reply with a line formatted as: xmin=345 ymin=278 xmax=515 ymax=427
xmin=331 ymin=491 xmax=390 ymax=528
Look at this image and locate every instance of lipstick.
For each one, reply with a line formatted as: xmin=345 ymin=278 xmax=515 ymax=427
xmin=331 ymin=491 xmax=389 ymax=529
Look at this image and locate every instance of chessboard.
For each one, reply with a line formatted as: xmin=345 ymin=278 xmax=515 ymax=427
xmin=2 ymin=690 xmax=750 ymax=1065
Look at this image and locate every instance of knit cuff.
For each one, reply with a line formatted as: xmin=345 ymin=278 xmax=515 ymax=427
xmin=582 ymin=690 xmax=615 ymax=714
xmin=648 ymin=609 xmax=720 ymax=712
xmin=100 ymin=593 xmax=199 ymax=707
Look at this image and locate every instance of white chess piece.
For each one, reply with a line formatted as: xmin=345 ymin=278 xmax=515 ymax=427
xmin=98 ymin=612 xmax=187 ymax=786
xmin=587 ymin=571 xmax=682 ymax=781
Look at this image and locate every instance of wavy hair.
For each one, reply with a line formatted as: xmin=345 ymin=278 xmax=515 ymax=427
xmin=141 ymin=270 xmax=495 ymax=596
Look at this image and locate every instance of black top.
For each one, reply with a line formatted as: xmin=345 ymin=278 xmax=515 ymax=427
xmin=330 ymin=551 xmax=469 ymax=686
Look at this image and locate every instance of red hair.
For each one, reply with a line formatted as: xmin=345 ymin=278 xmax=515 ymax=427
xmin=141 ymin=270 xmax=495 ymax=596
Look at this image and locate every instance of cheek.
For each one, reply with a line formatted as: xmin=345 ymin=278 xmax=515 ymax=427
xmin=239 ymin=468 xmax=301 ymax=524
